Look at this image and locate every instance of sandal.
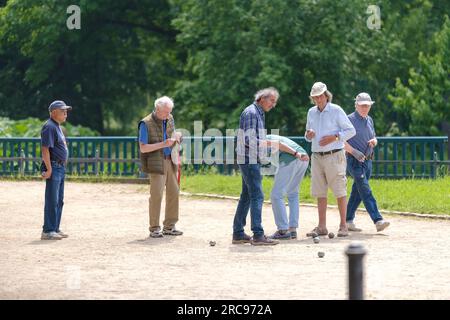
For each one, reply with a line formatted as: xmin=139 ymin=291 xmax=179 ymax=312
xmin=306 ymin=226 xmax=328 ymax=237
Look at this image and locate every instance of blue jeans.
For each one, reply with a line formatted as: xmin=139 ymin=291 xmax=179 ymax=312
xmin=43 ymin=162 xmax=65 ymax=233
xmin=233 ymin=164 xmax=264 ymax=238
xmin=271 ymin=159 xmax=308 ymax=230
xmin=346 ymin=156 xmax=382 ymax=224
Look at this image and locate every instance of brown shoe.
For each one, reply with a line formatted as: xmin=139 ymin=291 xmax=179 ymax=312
xmin=306 ymin=226 xmax=328 ymax=237
xmin=337 ymin=227 xmax=349 ymax=237
xmin=251 ymin=235 xmax=279 ymax=246
xmin=232 ymin=233 xmax=252 ymax=244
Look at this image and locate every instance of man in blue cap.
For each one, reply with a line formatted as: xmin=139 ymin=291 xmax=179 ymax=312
xmin=40 ymin=100 xmax=72 ymax=240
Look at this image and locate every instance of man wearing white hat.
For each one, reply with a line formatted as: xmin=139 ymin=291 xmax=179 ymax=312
xmin=344 ymin=92 xmax=390 ymax=232
xmin=304 ymin=82 xmax=356 ymax=237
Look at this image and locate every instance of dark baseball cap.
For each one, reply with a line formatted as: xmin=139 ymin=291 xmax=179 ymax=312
xmin=48 ymin=100 xmax=72 ymax=112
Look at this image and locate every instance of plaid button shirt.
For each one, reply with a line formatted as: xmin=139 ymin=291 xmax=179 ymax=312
xmin=236 ymin=103 xmax=267 ymax=164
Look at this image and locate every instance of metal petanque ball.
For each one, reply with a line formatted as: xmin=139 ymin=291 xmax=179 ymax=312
xmin=328 ymin=232 xmax=335 ymax=239
xmin=313 ymin=236 xmax=320 ymax=244
xmin=318 ymin=251 xmax=325 ymax=258
xmin=209 ymin=241 xmax=216 ymax=246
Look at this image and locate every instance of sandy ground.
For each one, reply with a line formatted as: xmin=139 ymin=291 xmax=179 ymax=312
xmin=0 ymin=180 xmax=449 ymax=300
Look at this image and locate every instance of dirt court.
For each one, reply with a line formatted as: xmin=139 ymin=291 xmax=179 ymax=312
xmin=1 ymin=180 xmax=449 ymax=300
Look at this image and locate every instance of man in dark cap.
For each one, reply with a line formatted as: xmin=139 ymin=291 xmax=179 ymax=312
xmin=40 ymin=100 xmax=72 ymax=240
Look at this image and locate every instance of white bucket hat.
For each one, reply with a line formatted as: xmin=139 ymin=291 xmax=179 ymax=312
xmin=355 ymin=92 xmax=375 ymax=105
xmin=310 ymin=82 xmax=327 ymax=97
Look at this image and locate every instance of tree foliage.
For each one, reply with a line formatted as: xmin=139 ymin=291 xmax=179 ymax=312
xmin=0 ymin=0 xmax=179 ymax=134
xmin=171 ymin=0 xmax=449 ymax=135
xmin=0 ymin=116 xmax=100 ymax=137
xmin=0 ymin=0 xmax=448 ymax=136
xmin=389 ymin=16 xmax=450 ymax=135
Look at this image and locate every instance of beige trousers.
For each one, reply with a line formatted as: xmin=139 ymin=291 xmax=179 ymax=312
xmin=148 ymin=159 xmax=179 ymax=232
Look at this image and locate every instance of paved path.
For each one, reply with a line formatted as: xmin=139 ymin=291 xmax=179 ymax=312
xmin=1 ymin=181 xmax=449 ymax=299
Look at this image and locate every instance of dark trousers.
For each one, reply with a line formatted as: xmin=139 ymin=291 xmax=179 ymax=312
xmin=233 ymin=164 xmax=265 ymax=237
xmin=346 ymin=156 xmax=383 ymax=223
xmin=43 ymin=162 xmax=65 ymax=233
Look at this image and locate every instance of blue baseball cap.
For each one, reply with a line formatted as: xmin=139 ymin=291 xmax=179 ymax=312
xmin=48 ymin=100 xmax=72 ymax=112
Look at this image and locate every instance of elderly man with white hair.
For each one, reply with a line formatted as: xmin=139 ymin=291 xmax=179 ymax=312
xmin=304 ymin=82 xmax=356 ymax=237
xmin=344 ymin=92 xmax=390 ymax=233
xmin=138 ymin=96 xmax=183 ymax=238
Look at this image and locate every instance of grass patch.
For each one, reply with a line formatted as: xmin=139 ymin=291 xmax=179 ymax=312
xmin=2 ymin=173 xmax=448 ymax=215
xmin=181 ymin=174 xmax=450 ymax=215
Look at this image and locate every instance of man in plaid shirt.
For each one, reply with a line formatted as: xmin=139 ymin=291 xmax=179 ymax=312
xmin=233 ymin=87 xmax=280 ymax=246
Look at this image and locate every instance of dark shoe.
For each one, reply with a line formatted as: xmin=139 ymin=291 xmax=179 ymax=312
xmin=232 ymin=233 xmax=251 ymax=244
xmin=269 ymin=230 xmax=292 ymax=240
xmin=290 ymin=230 xmax=298 ymax=239
xmin=163 ymin=228 xmax=183 ymax=236
xmin=251 ymin=235 xmax=279 ymax=246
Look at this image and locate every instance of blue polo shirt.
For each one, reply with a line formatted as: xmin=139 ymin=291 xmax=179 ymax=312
xmin=138 ymin=121 xmax=171 ymax=156
xmin=347 ymin=111 xmax=376 ymax=157
xmin=41 ymin=118 xmax=68 ymax=162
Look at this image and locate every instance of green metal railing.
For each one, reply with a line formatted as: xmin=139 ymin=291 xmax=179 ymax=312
xmin=0 ymin=136 xmax=448 ymax=178
xmin=0 ymin=137 xmax=138 ymax=176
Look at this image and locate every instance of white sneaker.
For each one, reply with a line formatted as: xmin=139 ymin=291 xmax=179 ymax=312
xmin=57 ymin=231 xmax=69 ymax=238
xmin=375 ymin=220 xmax=390 ymax=232
xmin=347 ymin=222 xmax=362 ymax=232
xmin=149 ymin=230 xmax=163 ymax=238
xmin=41 ymin=232 xmax=63 ymax=240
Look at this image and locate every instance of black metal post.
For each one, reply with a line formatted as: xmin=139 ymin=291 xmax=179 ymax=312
xmin=345 ymin=242 xmax=367 ymax=300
